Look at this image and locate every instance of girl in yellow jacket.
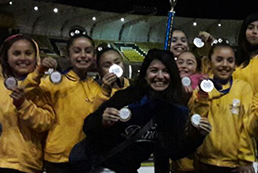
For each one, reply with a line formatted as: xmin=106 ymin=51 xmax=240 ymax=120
xmin=172 ymin=51 xmax=203 ymax=173
xmin=0 ymin=34 xmax=55 ymax=173
xmin=233 ymin=13 xmax=258 ymax=95
xmin=22 ymin=34 xmax=116 ymax=173
xmin=189 ymin=40 xmax=256 ymax=173
xmin=95 ymin=42 xmax=130 ymax=96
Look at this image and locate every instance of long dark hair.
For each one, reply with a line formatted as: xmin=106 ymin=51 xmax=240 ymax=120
xmin=237 ymin=13 xmax=258 ymax=67
xmin=0 ymin=34 xmax=38 ymax=77
xmin=136 ymin=49 xmax=182 ymax=103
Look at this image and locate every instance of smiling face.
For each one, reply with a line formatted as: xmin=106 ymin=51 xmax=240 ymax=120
xmin=170 ymin=30 xmax=189 ymax=57
xmin=7 ymin=39 xmax=36 ymax=78
xmin=176 ymin=52 xmax=197 ymax=78
xmin=98 ymin=50 xmax=124 ymax=77
xmin=145 ymin=59 xmax=170 ymax=92
xmin=210 ymin=46 xmax=235 ymax=82
xmin=246 ymin=21 xmax=258 ymax=46
xmin=69 ymin=37 xmax=95 ymax=74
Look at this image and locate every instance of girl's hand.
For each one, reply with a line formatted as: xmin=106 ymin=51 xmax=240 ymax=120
xmin=38 ymin=57 xmax=58 ymax=74
xmin=9 ymin=86 xmax=25 ymax=108
xmin=183 ymin=85 xmax=193 ymax=94
xmin=198 ymin=31 xmax=215 ymax=43
xmin=102 ymin=107 xmax=120 ymax=127
xmin=101 ymin=73 xmax=117 ymax=92
xmin=197 ymin=117 xmax=212 ymax=136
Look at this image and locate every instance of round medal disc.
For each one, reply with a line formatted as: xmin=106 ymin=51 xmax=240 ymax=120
xmin=119 ymin=107 xmax=131 ymax=122
xmin=50 ymin=71 xmax=62 ymax=84
xmin=193 ymin=37 xmax=205 ymax=48
xmin=109 ymin=64 xmax=123 ymax=78
xmin=191 ymin=114 xmax=201 ymax=127
xmin=181 ymin=76 xmax=191 ymax=87
xmin=200 ymin=79 xmax=214 ymax=92
xmin=4 ymin=77 xmax=18 ymax=90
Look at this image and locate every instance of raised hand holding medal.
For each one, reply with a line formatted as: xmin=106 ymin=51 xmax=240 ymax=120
xmin=200 ymin=79 xmax=214 ymax=93
xmin=119 ymin=107 xmax=132 ymax=122
xmin=4 ymin=77 xmax=18 ymax=90
xmin=50 ymin=70 xmax=62 ymax=84
xmin=39 ymin=57 xmax=62 ymax=84
xmin=4 ymin=78 xmax=26 ymax=108
xmin=181 ymin=76 xmax=191 ymax=87
xmin=191 ymin=115 xmax=212 ymax=136
xmin=109 ymin=64 xmax=124 ymax=88
xmin=109 ymin=64 xmax=123 ymax=78
xmin=193 ymin=37 xmax=205 ymax=48
xmin=191 ymin=114 xmax=201 ymax=127
xmin=181 ymin=76 xmax=193 ymax=94
xmin=193 ymin=31 xmax=215 ymax=56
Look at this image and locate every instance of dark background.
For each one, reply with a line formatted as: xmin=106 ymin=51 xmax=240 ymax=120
xmin=37 ymin=0 xmax=258 ymax=20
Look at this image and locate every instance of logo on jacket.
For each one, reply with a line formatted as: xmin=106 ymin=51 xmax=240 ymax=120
xmin=137 ymin=124 xmax=158 ymax=143
xmin=123 ymin=124 xmax=158 ymax=143
xmin=230 ymin=99 xmax=240 ymax=114
xmin=124 ymin=125 xmax=141 ymax=138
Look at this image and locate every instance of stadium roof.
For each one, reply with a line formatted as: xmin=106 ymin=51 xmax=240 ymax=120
xmin=37 ymin=0 xmax=258 ymax=20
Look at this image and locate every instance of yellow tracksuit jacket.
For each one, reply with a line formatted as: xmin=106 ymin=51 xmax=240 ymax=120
xmin=246 ymin=93 xmax=258 ymax=141
xmin=233 ymin=55 xmax=258 ymax=95
xmin=23 ymin=69 xmax=112 ymax=163
xmin=0 ymin=76 xmax=55 ymax=173
xmin=189 ymin=78 xmax=256 ymax=167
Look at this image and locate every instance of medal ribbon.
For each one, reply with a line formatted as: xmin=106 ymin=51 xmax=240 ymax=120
xmin=211 ymin=77 xmax=233 ymax=94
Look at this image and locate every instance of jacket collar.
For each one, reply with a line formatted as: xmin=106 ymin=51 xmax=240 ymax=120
xmin=65 ymin=70 xmax=91 ymax=82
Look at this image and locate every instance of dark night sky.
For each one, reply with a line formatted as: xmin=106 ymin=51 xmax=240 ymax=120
xmin=48 ymin=0 xmax=258 ymax=20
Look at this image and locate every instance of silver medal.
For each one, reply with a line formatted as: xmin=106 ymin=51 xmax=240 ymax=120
xmin=200 ymin=79 xmax=214 ymax=92
xmin=50 ymin=71 xmax=62 ymax=84
xmin=191 ymin=114 xmax=201 ymax=127
xmin=193 ymin=37 xmax=204 ymax=48
xmin=109 ymin=64 xmax=123 ymax=78
xmin=181 ymin=76 xmax=191 ymax=87
xmin=119 ymin=107 xmax=132 ymax=122
xmin=4 ymin=77 xmax=18 ymax=90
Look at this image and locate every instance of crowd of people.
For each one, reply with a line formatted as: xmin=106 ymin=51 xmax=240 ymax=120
xmin=0 ymin=12 xmax=258 ymax=173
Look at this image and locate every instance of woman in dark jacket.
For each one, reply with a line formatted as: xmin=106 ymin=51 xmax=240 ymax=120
xmin=70 ymin=49 xmax=211 ymax=173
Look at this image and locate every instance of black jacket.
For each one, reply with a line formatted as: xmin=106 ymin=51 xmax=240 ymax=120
xmin=70 ymin=86 xmax=205 ymax=173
